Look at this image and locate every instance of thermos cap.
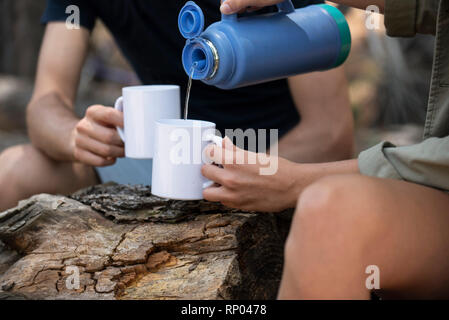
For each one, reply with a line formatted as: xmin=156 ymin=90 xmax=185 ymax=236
xmin=178 ymin=1 xmax=205 ymax=39
xmin=318 ymin=4 xmax=351 ymax=68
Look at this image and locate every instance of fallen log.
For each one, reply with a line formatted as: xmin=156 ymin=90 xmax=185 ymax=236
xmin=0 ymin=184 xmax=291 ymax=300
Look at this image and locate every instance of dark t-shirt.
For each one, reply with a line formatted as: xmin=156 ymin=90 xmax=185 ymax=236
xmin=42 ymin=0 xmax=323 ymax=147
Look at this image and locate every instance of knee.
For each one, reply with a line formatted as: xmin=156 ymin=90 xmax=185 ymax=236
xmin=0 ymin=144 xmax=39 ymax=196
xmin=285 ymin=175 xmax=381 ymax=260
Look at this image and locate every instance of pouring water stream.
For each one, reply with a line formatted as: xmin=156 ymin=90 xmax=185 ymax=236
xmin=184 ymin=62 xmax=197 ymax=120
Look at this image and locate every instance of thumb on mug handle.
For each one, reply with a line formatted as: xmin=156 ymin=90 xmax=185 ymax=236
xmin=202 ymin=134 xmax=223 ymax=189
xmin=114 ymin=97 xmax=126 ymax=142
xmin=207 ymin=134 xmax=223 ymax=148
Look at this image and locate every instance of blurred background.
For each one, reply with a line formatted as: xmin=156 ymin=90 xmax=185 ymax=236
xmin=0 ymin=0 xmax=434 ymax=154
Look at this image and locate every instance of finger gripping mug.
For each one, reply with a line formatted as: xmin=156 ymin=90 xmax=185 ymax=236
xmin=151 ymin=119 xmax=222 ymax=200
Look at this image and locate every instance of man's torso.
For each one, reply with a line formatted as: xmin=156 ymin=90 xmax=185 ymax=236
xmin=42 ymin=0 xmax=323 ymax=143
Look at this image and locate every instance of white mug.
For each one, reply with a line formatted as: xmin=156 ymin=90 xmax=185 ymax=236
xmin=114 ymin=85 xmax=180 ymax=159
xmin=151 ymin=119 xmax=223 ymax=200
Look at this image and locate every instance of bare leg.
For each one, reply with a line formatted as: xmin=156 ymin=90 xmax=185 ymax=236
xmin=279 ymin=174 xmax=449 ymax=299
xmin=0 ymin=144 xmax=99 ymax=211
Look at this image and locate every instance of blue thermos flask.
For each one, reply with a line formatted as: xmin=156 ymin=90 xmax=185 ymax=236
xmin=178 ymin=0 xmax=351 ymax=89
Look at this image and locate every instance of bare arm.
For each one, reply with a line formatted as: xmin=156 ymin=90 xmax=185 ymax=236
xmin=276 ymin=67 xmax=354 ymax=163
xmin=220 ymin=0 xmax=385 ymax=14
xmin=27 ymin=23 xmax=88 ymax=161
xmin=27 ymin=23 xmax=124 ymax=166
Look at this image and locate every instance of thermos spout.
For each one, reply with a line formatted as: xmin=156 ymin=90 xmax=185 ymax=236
xmin=182 ymin=38 xmax=219 ymax=80
xmin=179 ymin=1 xmax=219 ymax=80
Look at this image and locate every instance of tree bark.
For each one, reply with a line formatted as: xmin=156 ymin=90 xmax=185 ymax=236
xmin=0 ymin=184 xmax=291 ymax=300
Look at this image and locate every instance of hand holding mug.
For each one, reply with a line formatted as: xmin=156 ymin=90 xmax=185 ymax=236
xmin=202 ymin=137 xmax=300 ymax=212
xmin=71 ymin=104 xmax=125 ymax=167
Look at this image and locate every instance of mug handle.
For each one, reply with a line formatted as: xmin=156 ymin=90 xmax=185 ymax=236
xmin=114 ymin=96 xmax=126 ymax=142
xmin=205 ymin=134 xmax=223 ymax=148
xmin=202 ymin=134 xmax=223 ymax=189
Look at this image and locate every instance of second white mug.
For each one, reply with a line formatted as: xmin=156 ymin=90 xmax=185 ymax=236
xmin=114 ymin=85 xmax=180 ymax=159
xmin=151 ymin=119 xmax=222 ymax=200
